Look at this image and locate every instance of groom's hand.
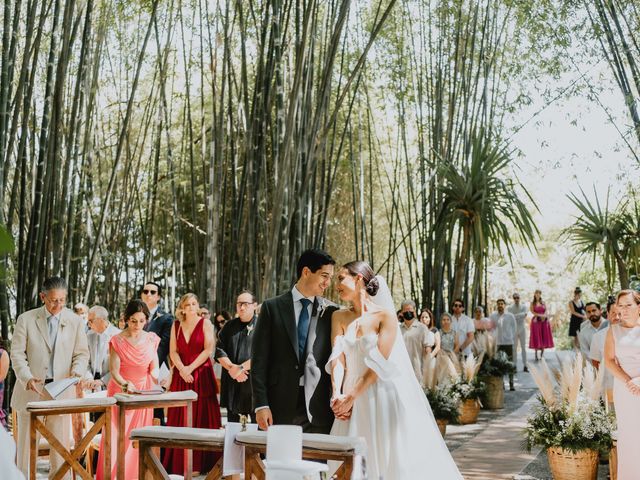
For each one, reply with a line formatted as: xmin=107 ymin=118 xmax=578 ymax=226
xmin=256 ymin=408 xmax=273 ymax=430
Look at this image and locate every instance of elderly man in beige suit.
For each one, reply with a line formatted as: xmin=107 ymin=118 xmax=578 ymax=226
xmin=10 ymin=276 xmax=89 ymax=479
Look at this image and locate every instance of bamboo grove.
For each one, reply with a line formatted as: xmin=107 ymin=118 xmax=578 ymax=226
xmin=1 ymin=0 xmax=639 ymax=337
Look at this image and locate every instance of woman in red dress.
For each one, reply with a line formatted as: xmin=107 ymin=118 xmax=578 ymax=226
xmin=162 ymin=293 xmax=222 ymax=475
xmin=529 ymin=289 xmax=554 ymax=360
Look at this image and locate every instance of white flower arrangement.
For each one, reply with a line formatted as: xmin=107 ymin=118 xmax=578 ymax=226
xmin=523 ymin=354 xmax=615 ymax=453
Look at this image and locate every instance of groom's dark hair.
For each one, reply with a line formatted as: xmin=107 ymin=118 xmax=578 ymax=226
xmin=296 ymin=249 xmax=336 ymax=279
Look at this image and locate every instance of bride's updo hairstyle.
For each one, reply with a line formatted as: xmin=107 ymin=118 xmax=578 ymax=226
xmin=343 ymin=261 xmax=379 ymax=296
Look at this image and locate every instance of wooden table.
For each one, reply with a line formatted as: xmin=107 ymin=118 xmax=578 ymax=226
xmin=235 ymin=430 xmax=364 ymax=480
xmin=114 ymin=390 xmax=197 ymax=480
xmin=131 ymin=426 xmax=225 ymax=480
xmin=27 ymin=396 xmax=116 ymax=480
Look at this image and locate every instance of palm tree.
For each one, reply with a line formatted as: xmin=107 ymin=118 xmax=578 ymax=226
xmin=564 ymin=188 xmax=633 ymax=289
xmin=439 ymin=132 xmax=539 ymax=303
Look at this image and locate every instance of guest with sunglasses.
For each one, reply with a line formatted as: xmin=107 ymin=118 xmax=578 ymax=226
xmin=508 ymin=293 xmax=529 ymax=372
xmin=140 ymin=281 xmax=173 ymax=369
xmin=451 ymin=299 xmax=475 ymax=359
xmin=140 ymin=281 xmax=174 ymax=425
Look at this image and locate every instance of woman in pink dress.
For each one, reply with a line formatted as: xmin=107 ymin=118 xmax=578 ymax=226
xmin=163 ymin=293 xmax=222 ymax=475
xmin=528 ymin=289 xmax=553 ymax=360
xmin=97 ymin=299 xmax=160 ymax=480
xmin=604 ymin=289 xmax=640 ymax=480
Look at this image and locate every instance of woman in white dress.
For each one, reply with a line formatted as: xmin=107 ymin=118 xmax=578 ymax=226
xmin=327 ymin=261 xmax=463 ymax=479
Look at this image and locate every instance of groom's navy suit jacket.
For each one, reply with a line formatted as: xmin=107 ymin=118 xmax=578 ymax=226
xmin=251 ymin=291 xmax=337 ymax=429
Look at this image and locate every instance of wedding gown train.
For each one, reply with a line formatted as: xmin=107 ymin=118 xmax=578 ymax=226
xmin=327 ymin=319 xmax=463 ymax=479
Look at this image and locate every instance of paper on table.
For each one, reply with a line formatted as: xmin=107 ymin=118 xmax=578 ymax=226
xmin=101 ymin=372 xmax=111 ymax=385
xmin=128 ymin=385 xmax=164 ymax=395
xmin=43 ymin=377 xmax=80 ymax=400
xmin=158 ymin=363 xmax=170 ymax=383
xmin=223 ymin=421 xmax=258 ymax=476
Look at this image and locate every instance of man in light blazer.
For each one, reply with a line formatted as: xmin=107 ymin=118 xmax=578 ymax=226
xmin=11 ymin=276 xmax=89 ymax=479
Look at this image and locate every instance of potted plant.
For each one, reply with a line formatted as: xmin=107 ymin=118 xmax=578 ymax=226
xmin=524 ymin=355 xmax=615 ymax=480
xmin=423 ymin=354 xmax=460 ymax=436
xmin=478 ymin=336 xmax=516 ymax=410
xmin=425 ymin=386 xmax=460 ymax=437
xmin=450 ymin=354 xmax=485 ymax=424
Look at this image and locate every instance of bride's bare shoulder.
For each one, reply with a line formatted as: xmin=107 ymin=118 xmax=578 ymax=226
xmin=331 ymin=307 xmax=352 ymax=322
xmin=373 ymin=309 xmax=397 ymax=324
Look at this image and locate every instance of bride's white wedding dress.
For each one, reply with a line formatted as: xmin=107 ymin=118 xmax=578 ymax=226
xmin=326 ymin=281 xmax=463 ymax=479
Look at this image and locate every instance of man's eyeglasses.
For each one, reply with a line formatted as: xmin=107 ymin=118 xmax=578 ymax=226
xmin=513 ymin=296 xmax=520 ymax=300
xmin=236 ymin=302 xmax=254 ymax=308
xmin=453 ymin=303 xmax=463 ymax=308
xmin=142 ymin=289 xmax=158 ymax=295
xmin=44 ymin=297 xmax=66 ymax=304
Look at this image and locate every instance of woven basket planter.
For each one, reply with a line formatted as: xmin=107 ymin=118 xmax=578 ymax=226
xmin=481 ymin=375 xmax=505 ymax=410
xmin=436 ymin=419 xmax=447 ymax=437
xmin=457 ymin=399 xmax=480 ymax=425
xmin=546 ymin=446 xmax=598 ymax=480
xmin=609 ymin=441 xmax=617 ymax=480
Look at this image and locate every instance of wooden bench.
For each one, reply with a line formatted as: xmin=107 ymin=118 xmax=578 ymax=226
xmin=27 ymin=396 xmax=116 ymax=480
xmin=131 ymin=426 xmax=225 ymax=480
xmin=114 ymin=390 xmax=197 ymax=480
xmin=235 ymin=430 xmax=364 ymax=480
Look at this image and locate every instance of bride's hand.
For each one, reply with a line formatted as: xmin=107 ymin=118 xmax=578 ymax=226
xmin=333 ymin=393 xmax=355 ymax=417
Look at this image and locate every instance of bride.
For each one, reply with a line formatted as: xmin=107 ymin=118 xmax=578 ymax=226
xmin=327 ymin=261 xmax=463 ymax=479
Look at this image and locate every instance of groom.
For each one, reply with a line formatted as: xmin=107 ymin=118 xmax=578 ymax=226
xmin=251 ymin=249 xmax=338 ymax=433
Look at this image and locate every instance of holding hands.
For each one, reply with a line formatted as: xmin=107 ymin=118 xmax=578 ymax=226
xmin=331 ymin=393 xmax=354 ymax=420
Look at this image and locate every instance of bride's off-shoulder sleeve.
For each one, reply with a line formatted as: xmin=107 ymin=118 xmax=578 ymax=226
xmin=363 ymin=336 xmax=400 ymax=381
xmin=325 ymin=335 xmax=346 ymax=374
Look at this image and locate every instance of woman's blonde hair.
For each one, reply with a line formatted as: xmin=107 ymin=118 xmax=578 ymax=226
xmin=176 ymin=293 xmax=199 ymax=322
xmin=616 ymin=289 xmax=640 ymax=305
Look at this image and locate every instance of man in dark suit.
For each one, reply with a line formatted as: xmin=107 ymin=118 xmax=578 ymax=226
xmin=140 ymin=281 xmax=173 ymax=368
xmin=140 ymin=281 xmax=173 ymax=425
xmin=251 ymin=249 xmax=338 ymax=434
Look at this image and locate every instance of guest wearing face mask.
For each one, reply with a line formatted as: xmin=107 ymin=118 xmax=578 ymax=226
xmin=399 ymin=300 xmax=434 ymax=385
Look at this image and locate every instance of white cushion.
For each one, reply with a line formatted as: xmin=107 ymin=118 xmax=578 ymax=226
xmin=235 ymin=431 xmax=363 ymax=452
xmin=114 ymin=390 xmax=197 ymax=404
xmin=27 ymin=397 xmax=116 ymax=410
xmin=130 ymin=426 xmax=225 ymax=445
